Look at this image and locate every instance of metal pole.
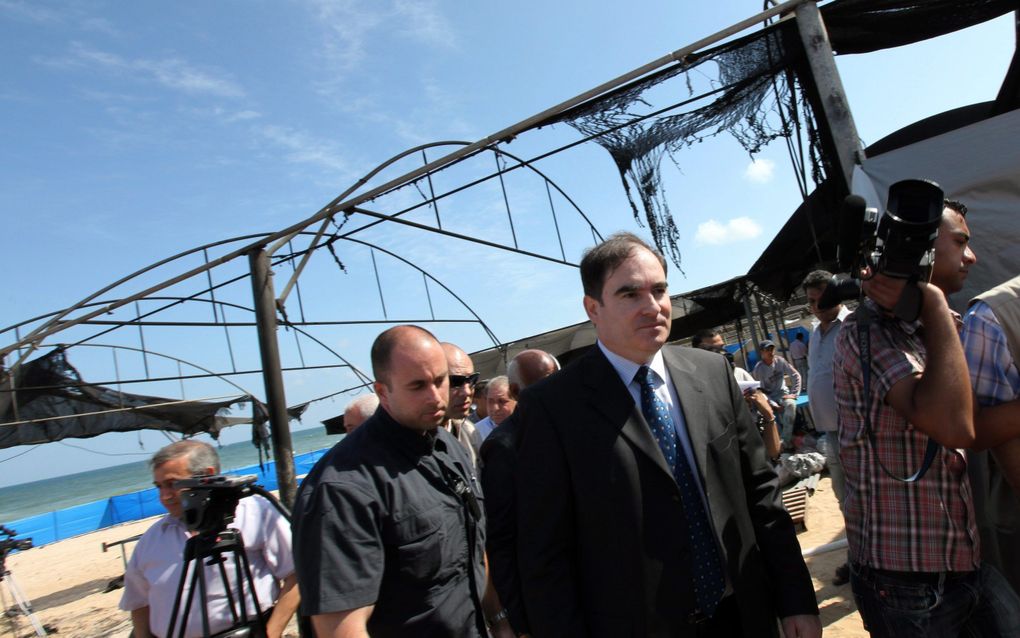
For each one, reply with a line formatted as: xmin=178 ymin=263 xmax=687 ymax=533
xmin=741 ymin=284 xmax=762 ymax=352
xmin=795 ymin=1 xmax=865 ymax=190
xmin=734 ymin=317 xmax=748 ymax=369
xmin=770 ymin=302 xmax=789 ymax=358
xmin=248 ymin=248 xmax=297 ymax=507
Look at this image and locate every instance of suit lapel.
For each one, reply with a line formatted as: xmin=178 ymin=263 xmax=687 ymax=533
xmin=662 ymin=346 xmax=711 ymax=483
xmin=580 ymin=347 xmax=675 ymax=481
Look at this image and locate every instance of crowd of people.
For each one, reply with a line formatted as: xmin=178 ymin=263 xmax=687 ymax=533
xmin=119 ymin=207 xmax=1020 ymax=637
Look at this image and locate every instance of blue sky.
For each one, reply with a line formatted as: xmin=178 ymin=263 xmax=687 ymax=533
xmin=0 ymin=1 xmax=1015 ymax=488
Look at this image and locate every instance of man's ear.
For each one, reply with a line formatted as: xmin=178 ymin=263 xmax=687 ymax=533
xmin=373 ymin=380 xmax=389 ymax=409
xmin=509 ymin=383 xmax=521 ymax=400
xmin=583 ymin=295 xmax=601 ymax=324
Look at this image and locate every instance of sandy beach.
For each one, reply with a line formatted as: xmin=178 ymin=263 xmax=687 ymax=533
xmin=3 ymin=475 xmax=865 ymax=637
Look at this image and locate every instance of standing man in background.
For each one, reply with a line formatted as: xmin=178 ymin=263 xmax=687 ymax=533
xmin=479 ymin=349 xmax=560 ymax=637
xmin=473 ymin=376 xmax=516 ymax=442
xmin=789 ymin=333 xmax=808 ymax=388
xmin=442 ymin=342 xmax=484 ymax=470
xmin=802 ymin=270 xmax=851 ymax=585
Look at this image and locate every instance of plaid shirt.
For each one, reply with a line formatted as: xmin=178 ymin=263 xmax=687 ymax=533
xmin=962 ymin=301 xmax=1020 ymax=407
xmin=835 ymin=299 xmax=979 ymax=572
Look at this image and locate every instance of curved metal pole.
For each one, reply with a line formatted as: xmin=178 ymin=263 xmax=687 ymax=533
xmin=57 ymin=342 xmax=257 ymax=398
xmin=271 ymin=140 xmax=485 ymax=304
xmin=338 ymin=237 xmax=501 ymax=348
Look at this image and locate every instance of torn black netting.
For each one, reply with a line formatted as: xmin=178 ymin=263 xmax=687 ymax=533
xmin=551 ymin=23 xmax=821 ymax=271
xmin=0 ymin=349 xmax=272 ymax=450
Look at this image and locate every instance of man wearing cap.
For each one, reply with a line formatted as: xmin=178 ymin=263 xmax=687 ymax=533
xmin=752 ymin=340 xmax=801 ymax=446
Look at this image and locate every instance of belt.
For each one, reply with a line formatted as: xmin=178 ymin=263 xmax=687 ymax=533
xmin=853 ymin=563 xmax=974 ymax=584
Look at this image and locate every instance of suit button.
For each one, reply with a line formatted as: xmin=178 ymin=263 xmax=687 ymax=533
xmin=672 ymin=495 xmax=680 ymax=503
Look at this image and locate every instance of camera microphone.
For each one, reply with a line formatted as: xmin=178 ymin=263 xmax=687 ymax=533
xmin=836 ymin=194 xmax=868 ymax=271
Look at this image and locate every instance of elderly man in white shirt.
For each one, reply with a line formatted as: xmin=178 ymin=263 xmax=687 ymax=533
xmin=120 ymin=440 xmax=299 ymax=638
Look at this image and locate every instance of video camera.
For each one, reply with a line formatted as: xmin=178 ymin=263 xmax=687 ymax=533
xmin=174 ymin=474 xmax=257 ymax=536
xmin=819 ymin=178 xmax=945 ymax=321
xmin=0 ymin=525 xmax=32 ymax=554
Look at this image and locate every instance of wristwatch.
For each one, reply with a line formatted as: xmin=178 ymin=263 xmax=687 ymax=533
xmin=488 ymin=608 xmax=510 ymax=627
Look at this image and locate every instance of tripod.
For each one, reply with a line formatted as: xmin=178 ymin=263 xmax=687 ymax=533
xmin=0 ymin=560 xmax=48 ymax=637
xmin=165 ymin=528 xmax=265 ymax=638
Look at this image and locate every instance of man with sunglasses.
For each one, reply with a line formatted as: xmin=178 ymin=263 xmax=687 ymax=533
xmin=442 ymin=342 xmax=484 ymax=471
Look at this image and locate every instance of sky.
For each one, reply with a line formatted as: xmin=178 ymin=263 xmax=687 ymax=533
xmin=0 ymin=1 xmax=1016 ymax=488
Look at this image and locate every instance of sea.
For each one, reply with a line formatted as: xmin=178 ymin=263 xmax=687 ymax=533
xmin=0 ymin=427 xmax=341 ymax=524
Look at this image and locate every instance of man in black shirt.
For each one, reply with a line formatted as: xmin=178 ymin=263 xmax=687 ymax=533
xmin=292 ymin=325 xmax=487 ymax=637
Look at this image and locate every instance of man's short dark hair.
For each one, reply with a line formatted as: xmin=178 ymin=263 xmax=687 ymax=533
xmin=944 ymin=199 xmax=968 ymax=217
xmin=580 ymin=232 xmax=667 ymax=302
xmin=691 ymin=328 xmax=720 ymax=348
xmin=370 ymin=325 xmax=439 ymax=384
xmin=802 ymin=269 xmax=833 ymax=293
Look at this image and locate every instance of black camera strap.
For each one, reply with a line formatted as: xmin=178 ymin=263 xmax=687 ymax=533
xmin=437 ymin=460 xmax=487 ymax=637
xmin=857 ymin=304 xmax=939 ymax=483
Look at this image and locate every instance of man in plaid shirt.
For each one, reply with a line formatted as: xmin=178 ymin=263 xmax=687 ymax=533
xmin=962 ymin=274 xmax=1020 ymax=595
xmin=834 ymin=201 xmax=1020 ymax=636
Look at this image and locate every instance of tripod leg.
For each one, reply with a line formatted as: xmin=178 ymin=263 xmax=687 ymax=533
xmin=235 ymin=547 xmax=267 ymax=634
xmin=215 ymin=552 xmax=242 ymax=626
xmin=196 ymin=557 xmax=211 ymax=638
xmin=3 ymin=571 xmax=48 ymax=637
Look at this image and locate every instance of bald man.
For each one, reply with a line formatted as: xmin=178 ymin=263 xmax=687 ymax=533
xmin=441 ymin=342 xmax=484 ymax=470
xmin=293 ymin=326 xmax=487 ymax=637
xmin=479 ymin=349 xmax=560 ymax=636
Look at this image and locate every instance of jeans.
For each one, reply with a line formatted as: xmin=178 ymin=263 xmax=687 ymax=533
xmin=851 ymin=562 xmax=1020 ymax=638
xmin=776 ymin=397 xmax=797 ymax=443
xmin=821 ymin=432 xmax=846 ymax=510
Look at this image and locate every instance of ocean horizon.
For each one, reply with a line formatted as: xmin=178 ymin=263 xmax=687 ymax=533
xmin=0 ymin=426 xmax=341 ymax=524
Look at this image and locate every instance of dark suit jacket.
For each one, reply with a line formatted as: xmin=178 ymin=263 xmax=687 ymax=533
xmin=515 ymin=345 xmax=817 ymax=637
xmin=479 ymin=415 xmax=529 ymax=634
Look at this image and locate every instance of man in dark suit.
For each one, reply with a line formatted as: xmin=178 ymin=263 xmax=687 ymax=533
xmin=515 ymin=232 xmax=820 ymax=637
xmin=480 ymin=349 xmax=560 ymax=636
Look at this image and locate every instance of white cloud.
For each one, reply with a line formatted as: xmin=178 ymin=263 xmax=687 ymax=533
xmin=0 ymin=0 xmax=60 ymax=24
xmin=310 ymin=0 xmax=455 ymax=85
xmin=694 ymin=217 xmax=762 ymax=245
xmin=257 ymin=124 xmax=352 ymax=176
xmin=42 ymin=42 xmax=244 ymax=98
xmin=744 ymin=158 xmax=775 ymax=184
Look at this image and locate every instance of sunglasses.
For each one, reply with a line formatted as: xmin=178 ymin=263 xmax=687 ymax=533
xmin=449 ymin=372 xmax=480 ymax=388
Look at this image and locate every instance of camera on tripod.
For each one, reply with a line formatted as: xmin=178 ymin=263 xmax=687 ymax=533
xmin=175 ymin=474 xmax=257 ymax=536
xmin=0 ymin=526 xmax=33 ymax=554
xmin=819 ymin=178 xmax=945 ymax=321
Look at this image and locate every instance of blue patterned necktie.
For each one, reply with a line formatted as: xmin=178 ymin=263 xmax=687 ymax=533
xmin=635 ymin=365 xmax=725 ymax=617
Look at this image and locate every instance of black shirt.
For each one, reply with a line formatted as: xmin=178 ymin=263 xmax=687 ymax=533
xmin=293 ymin=407 xmax=486 ymax=637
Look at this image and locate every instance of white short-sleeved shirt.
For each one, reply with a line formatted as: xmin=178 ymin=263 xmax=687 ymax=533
xmin=119 ymin=494 xmax=294 ymax=638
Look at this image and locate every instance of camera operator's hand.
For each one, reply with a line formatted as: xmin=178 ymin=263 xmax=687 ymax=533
xmin=861 ymin=270 xmax=908 ymax=312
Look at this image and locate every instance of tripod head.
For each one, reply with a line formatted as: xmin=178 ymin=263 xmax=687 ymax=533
xmin=0 ymin=526 xmax=33 ymax=574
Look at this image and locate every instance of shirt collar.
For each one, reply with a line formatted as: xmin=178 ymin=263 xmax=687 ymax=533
xmin=598 ymin=341 xmax=667 ymax=387
xmin=372 ymin=405 xmax=440 ymax=458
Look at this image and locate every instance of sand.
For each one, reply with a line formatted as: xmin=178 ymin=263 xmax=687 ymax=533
xmin=2 ymin=476 xmax=865 ymax=637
